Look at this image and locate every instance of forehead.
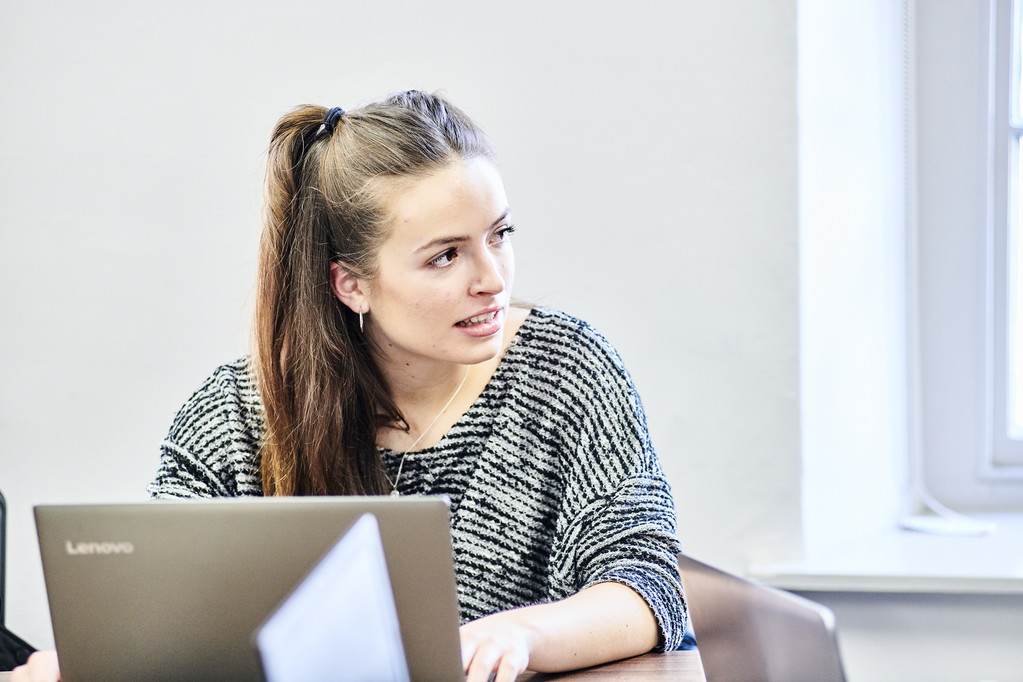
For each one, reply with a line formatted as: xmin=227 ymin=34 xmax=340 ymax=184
xmin=378 ymin=157 xmax=508 ymax=246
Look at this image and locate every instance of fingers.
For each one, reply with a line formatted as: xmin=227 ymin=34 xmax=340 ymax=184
xmin=461 ymin=630 xmax=530 ymax=682
xmin=494 ymin=651 xmax=528 ymax=682
xmin=11 ymin=650 xmax=61 ymax=682
xmin=463 ymin=639 xmax=499 ymax=682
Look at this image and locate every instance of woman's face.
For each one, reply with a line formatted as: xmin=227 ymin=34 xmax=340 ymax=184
xmin=360 ymin=157 xmax=515 ymax=371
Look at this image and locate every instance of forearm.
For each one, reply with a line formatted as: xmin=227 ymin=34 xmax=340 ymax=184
xmin=462 ymin=581 xmax=659 ymax=676
xmin=519 ymin=581 xmax=659 ymax=671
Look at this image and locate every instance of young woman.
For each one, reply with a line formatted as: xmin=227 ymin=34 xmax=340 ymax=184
xmin=16 ymin=91 xmax=685 ymax=682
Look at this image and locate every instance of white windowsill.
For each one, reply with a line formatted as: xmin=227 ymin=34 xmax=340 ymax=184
xmin=747 ymin=513 xmax=1023 ymax=594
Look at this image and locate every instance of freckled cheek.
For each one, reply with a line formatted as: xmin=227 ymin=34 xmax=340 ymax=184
xmin=431 ymin=294 xmax=463 ymax=334
xmin=500 ymin=251 xmax=515 ymax=283
xmin=409 ymin=294 xmax=455 ymax=326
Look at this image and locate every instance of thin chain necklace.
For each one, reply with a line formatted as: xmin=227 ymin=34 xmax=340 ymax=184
xmin=386 ymin=365 xmax=470 ymax=496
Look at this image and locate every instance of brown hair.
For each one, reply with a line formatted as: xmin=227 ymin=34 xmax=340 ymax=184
xmin=253 ymin=91 xmax=493 ymax=496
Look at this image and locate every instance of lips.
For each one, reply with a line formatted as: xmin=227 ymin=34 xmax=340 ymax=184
xmin=455 ymin=311 xmax=499 ymax=327
xmin=453 ymin=308 xmax=504 ymax=338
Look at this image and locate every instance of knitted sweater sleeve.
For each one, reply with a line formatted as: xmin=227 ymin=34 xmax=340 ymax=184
xmin=147 ymin=358 xmax=264 ymax=499
xmin=545 ymin=320 xmax=687 ymax=651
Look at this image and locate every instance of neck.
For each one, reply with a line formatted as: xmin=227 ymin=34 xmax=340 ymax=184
xmin=373 ymin=351 xmax=472 ymax=423
xmin=395 ymin=362 xmax=469 ymax=405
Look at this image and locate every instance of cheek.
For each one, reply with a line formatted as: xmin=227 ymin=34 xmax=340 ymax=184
xmin=501 ymin=250 xmax=515 ymax=285
xmin=403 ymin=289 xmax=454 ymax=318
xmin=424 ymin=292 xmax=458 ymax=318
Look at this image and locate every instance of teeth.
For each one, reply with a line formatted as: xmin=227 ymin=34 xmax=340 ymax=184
xmin=457 ymin=312 xmax=494 ymax=326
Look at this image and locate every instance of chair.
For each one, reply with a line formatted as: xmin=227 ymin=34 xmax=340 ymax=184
xmin=0 ymin=489 xmax=36 ymax=671
xmin=678 ymin=553 xmax=846 ymax=682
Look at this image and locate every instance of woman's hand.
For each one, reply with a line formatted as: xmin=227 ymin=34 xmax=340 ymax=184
xmin=11 ymin=651 xmax=61 ymax=682
xmin=459 ymin=582 xmax=659 ymax=681
xmin=460 ymin=611 xmax=535 ymax=682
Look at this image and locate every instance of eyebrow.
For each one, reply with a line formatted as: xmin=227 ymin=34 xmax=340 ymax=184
xmin=413 ymin=208 xmax=511 ymax=254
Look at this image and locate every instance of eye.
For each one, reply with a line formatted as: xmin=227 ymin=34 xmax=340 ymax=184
xmin=429 ymin=247 xmax=459 ymax=268
xmin=492 ymin=224 xmax=516 ymax=244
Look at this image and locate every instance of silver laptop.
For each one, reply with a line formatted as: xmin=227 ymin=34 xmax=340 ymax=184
xmin=678 ymin=554 xmax=846 ymax=682
xmin=35 ymin=497 xmax=465 ymax=682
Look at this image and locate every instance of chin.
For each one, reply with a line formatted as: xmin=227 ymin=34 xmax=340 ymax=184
xmin=461 ymin=338 xmax=503 ymax=365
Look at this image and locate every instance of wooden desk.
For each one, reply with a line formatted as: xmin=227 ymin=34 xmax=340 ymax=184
xmin=517 ymin=650 xmax=705 ymax=681
xmin=0 ymin=651 xmax=704 ymax=681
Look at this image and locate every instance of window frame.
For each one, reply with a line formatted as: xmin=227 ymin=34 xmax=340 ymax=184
xmin=914 ymin=0 xmax=1023 ymax=507
xmin=987 ymin=0 xmax=1023 ymax=473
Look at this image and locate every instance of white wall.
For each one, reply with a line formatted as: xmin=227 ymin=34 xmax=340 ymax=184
xmin=798 ymin=0 xmax=911 ymax=548
xmin=0 ymin=0 xmax=803 ymax=649
xmin=801 ymin=590 xmax=1023 ymax=682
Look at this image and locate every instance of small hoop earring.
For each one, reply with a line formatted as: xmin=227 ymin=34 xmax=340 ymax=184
xmin=359 ymin=309 xmax=364 ymax=333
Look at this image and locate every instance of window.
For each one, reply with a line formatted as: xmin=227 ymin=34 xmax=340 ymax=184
xmin=999 ymin=0 xmax=1023 ymax=460
xmin=915 ymin=0 xmax=1023 ymax=507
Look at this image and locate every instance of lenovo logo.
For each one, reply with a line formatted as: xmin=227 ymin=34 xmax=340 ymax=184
xmin=64 ymin=540 xmax=135 ymax=556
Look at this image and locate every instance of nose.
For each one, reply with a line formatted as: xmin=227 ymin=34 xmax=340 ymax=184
xmin=470 ymin=250 xmax=506 ymax=296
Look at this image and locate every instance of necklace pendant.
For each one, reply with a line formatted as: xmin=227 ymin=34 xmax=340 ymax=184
xmin=390 ymin=489 xmax=400 ymax=497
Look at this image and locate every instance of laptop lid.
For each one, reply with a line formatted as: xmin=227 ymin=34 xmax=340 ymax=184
xmin=254 ymin=513 xmax=410 ymax=682
xmin=35 ymin=496 xmax=464 ymax=682
xmin=678 ymin=554 xmax=846 ymax=682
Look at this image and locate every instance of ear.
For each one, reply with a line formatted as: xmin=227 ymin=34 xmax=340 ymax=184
xmin=329 ymin=262 xmax=369 ymax=314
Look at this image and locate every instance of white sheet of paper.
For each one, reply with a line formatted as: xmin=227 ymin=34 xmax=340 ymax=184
xmin=255 ymin=513 xmax=411 ymax=682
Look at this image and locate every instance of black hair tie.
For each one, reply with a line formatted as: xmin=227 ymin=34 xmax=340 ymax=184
xmin=319 ymin=107 xmax=346 ymax=137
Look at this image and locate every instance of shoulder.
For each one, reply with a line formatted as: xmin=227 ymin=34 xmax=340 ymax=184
xmin=191 ymin=356 xmax=258 ymax=400
xmin=167 ymin=358 xmax=261 ymax=431
xmin=167 ymin=359 xmax=263 ymax=459
xmin=151 ymin=357 xmax=264 ymax=497
xmin=501 ymin=307 xmax=649 ymax=451
xmin=514 ymin=308 xmax=658 ymax=469
xmin=516 ymin=307 xmax=625 ymax=362
xmin=517 ymin=306 xmax=608 ymax=341
xmin=513 ymin=307 xmax=635 ymax=395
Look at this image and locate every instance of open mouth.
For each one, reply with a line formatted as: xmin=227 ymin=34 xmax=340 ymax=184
xmin=455 ymin=311 xmax=498 ymax=327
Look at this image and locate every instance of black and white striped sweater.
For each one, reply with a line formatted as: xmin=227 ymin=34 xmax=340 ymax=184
xmin=148 ymin=307 xmax=687 ymax=650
